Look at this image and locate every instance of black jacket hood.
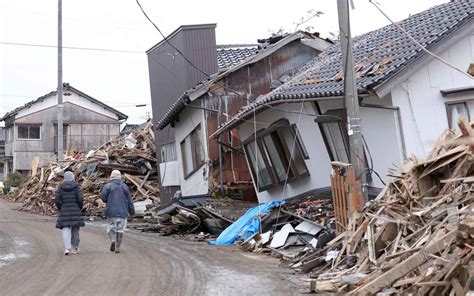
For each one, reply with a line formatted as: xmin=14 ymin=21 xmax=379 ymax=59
xmin=60 ymin=181 xmax=79 ymax=192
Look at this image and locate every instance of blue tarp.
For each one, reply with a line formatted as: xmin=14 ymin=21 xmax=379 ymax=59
xmin=208 ymin=201 xmax=283 ymax=245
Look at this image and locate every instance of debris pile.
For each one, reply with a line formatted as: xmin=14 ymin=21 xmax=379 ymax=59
xmin=130 ymin=197 xmax=255 ymax=238
xmin=296 ymin=123 xmax=474 ymax=294
xmin=7 ymin=122 xmax=160 ymax=216
xmin=237 ymin=198 xmax=334 ymax=257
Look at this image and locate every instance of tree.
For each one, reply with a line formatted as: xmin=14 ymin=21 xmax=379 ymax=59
xmin=268 ymin=9 xmax=324 ymax=36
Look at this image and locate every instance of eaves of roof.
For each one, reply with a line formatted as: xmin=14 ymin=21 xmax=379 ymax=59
xmin=0 ymin=83 xmax=128 ymax=122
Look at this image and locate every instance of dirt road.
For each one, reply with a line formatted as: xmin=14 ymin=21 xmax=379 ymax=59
xmin=0 ymin=200 xmax=297 ymax=296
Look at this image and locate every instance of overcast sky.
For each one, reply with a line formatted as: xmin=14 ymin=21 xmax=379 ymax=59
xmin=0 ymin=0 xmax=447 ymax=125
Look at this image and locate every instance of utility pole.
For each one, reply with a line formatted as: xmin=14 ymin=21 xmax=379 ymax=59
xmin=337 ymin=0 xmax=368 ymax=199
xmin=57 ymin=0 xmax=64 ymax=161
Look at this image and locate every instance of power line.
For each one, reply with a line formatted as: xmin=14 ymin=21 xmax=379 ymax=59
xmin=135 ymin=0 xmax=210 ymax=77
xmin=136 ymin=0 xmax=326 ymax=125
xmin=369 ymin=0 xmax=473 ymax=81
xmin=0 ymin=41 xmax=143 ymax=54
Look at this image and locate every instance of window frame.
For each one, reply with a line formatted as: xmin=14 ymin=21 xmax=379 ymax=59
xmin=17 ymin=124 xmax=41 ymax=140
xmin=315 ymin=109 xmax=350 ymax=163
xmin=242 ymin=119 xmax=310 ymax=192
xmin=180 ymin=124 xmax=205 ymax=179
xmin=160 ymin=141 xmax=177 ymax=163
xmin=445 ymin=100 xmax=472 ymax=129
xmin=315 ymin=108 xmax=372 ymax=182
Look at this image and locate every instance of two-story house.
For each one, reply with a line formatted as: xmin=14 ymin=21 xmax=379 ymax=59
xmin=155 ymin=30 xmax=332 ymax=204
xmin=1 ymin=83 xmax=127 ymax=178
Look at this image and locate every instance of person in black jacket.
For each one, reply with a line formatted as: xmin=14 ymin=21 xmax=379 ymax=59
xmin=100 ymin=170 xmax=135 ymax=253
xmin=54 ymin=171 xmax=85 ymax=255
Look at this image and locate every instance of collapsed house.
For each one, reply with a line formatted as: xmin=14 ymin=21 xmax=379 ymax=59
xmin=154 ymin=30 xmax=332 ymax=203
xmin=213 ymin=1 xmax=474 ymax=203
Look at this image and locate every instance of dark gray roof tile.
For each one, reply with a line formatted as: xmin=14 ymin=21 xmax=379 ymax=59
xmin=216 ymin=46 xmax=259 ymax=70
xmin=215 ymin=1 xmax=473 ymax=135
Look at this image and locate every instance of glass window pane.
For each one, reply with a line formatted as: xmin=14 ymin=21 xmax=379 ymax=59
xmin=161 ymin=142 xmax=177 ymax=163
xmin=291 ymin=125 xmax=309 ymax=159
xmin=186 ymin=137 xmax=194 ymax=174
xmin=29 ymin=126 xmax=40 ymax=139
xmin=193 ymin=125 xmax=205 ymax=165
xmin=448 ymin=103 xmax=469 ymax=129
xmin=281 ymin=126 xmax=308 ymax=176
xmin=245 ymin=142 xmax=272 ymax=189
xmin=18 ymin=126 xmax=28 ymax=139
xmin=322 ymin=122 xmax=349 ymax=163
xmin=181 ymin=136 xmax=193 ymax=176
xmin=262 ymin=134 xmax=288 ymax=182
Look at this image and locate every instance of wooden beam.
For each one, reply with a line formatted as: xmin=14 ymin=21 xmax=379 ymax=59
xmin=349 ymin=230 xmax=457 ymax=295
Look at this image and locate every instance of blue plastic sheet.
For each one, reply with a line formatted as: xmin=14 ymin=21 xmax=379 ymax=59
xmin=208 ymin=201 xmax=283 ymax=245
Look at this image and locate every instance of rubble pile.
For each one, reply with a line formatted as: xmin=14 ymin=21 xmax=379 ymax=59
xmin=130 ymin=198 xmax=255 ymax=238
xmin=296 ymin=123 xmax=474 ymax=294
xmin=237 ymin=197 xmax=335 ymax=257
xmin=7 ymin=122 xmax=160 ymax=216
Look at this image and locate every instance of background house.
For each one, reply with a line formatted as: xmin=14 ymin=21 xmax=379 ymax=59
xmin=214 ymin=1 xmax=474 ymax=203
xmin=1 ymin=83 xmax=127 ymax=178
xmin=155 ymin=31 xmax=332 ymax=203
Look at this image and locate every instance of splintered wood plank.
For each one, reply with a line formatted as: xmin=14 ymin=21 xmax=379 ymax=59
xmin=438 ymin=155 xmax=471 ymax=196
xmin=349 ymin=230 xmax=457 ymax=295
xmin=419 ymin=149 xmax=469 ymax=179
xmin=367 ymin=223 xmax=377 ymax=264
xmin=450 ymin=277 xmax=464 ymax=296
xmin=457 ymin=117 xmax=474 ymax=153
xmin=347 ymin=220 xmax=368 ymax=254
xmin=124 ymin=173 xmax=148 ymax=197
xmin=416 ymin=144 xmax=467 ymax=167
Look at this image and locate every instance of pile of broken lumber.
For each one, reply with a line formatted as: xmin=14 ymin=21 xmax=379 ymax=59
xmin=297 ymin=122 xmax=474 ymax=294
xmin=7 ymin=122 xmax=160 ymax=217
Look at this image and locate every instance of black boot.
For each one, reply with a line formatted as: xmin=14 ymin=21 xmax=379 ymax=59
xmin=115 ymin=233 xmax=123 ymax=253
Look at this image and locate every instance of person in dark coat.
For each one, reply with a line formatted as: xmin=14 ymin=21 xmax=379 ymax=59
xmin=54 ymin=171 xmax=85 ymax=255
xmin=100 ymin=170 xmax=135 ymax=253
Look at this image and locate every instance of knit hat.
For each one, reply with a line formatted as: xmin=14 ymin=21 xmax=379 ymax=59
xmin=64 ymin=171 xmax=75 ymax=182
xmin=110 ymin=170 xmax=122 ymax=180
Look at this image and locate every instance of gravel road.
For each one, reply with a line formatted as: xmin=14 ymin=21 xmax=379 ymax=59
xmin=0 ymin=200 xmax=297 ymax=296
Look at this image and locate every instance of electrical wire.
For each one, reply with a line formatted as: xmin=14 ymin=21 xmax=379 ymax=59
xmin=369 ymin=0 xmax=473 ymax=81
xmin=136 ymin=0 xmax=328 ymax=122
xmin=360 ymin=133 xmax=386 ymax=186
xmin=136 ymin=0 xmax=210 ymax=78
xmin=0 ymin=41 xmax=142 ymax=54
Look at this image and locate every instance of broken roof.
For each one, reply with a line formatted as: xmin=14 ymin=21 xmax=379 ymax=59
xmin=0 ymin=83 xmax=128 ymax=122
xmin=157 ymin=31 xmax=326 ymax=130
xmin=213 ymin=1 xmax=474 ymax=136
xmin=216 ymin=44 xmax=259 ymax=71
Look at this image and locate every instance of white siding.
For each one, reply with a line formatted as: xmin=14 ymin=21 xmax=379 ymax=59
xmin=391 ymin=33 xmax=474 ymax=157
xmin=159 ymin=161 xmax=180 ymax=186
xmin=173 ymin=105 xmax=208 ymax=197
xmin=359 ymin=105 xmax=404 ymax=187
